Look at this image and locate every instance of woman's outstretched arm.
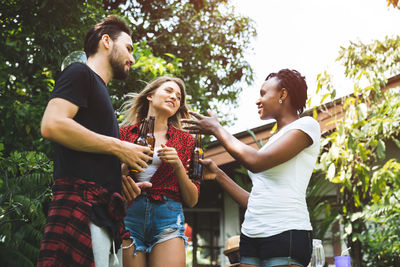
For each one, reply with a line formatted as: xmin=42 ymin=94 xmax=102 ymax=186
xmin=183 ymin=111 xmax=312 ymax=173
xmin=200 ymin=158 xmax=249 ymax=209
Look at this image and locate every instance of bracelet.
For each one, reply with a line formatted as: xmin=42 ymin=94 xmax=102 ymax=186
xmin=121 ymin=238 xmax=135 ymax=249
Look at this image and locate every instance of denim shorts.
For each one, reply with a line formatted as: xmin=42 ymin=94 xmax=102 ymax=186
xmin=240 ymin=230 xmax=312 ymax=267
xmin=124 ymin=194 xmax=187 ymax=254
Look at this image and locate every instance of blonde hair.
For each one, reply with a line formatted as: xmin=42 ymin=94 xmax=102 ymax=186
xmin=120 ymin=76 xmax=190 ymax=128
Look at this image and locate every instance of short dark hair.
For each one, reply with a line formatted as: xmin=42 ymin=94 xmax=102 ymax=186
xmin=84 ymin=15 xmax=132 ymax=58
xmin=266 ymin=69 xmax=308 ymax=114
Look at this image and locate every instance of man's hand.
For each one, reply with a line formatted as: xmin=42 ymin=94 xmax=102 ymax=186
xmin=118 ymin=142 xmax=153 ymax=172
xmin=121 ymin=175 xmax=152 ymax=204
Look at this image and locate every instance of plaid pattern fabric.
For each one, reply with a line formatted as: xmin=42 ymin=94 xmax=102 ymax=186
xmin=119 ymin=123 xmax=200 ymax=202
xmin=37 ymin=178 xmax=129 ymax=267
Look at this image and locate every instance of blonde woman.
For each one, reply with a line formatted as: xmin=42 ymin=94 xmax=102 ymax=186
xmin=119 ymin=76 xmax=199 ymax=267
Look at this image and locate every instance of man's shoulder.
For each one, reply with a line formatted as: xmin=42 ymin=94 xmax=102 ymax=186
xmin=65 ymin=62 xmax=90 ymax=72
xmin=58 ymin=62 xmax=91 ymax=80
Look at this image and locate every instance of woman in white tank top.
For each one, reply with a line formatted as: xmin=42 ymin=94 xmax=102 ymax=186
xmin=183 ymin=69 xmax=321 ymax=267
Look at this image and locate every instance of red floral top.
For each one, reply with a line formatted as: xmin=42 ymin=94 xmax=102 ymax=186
xmin=119 ymin=122 xmax=200 ymax=203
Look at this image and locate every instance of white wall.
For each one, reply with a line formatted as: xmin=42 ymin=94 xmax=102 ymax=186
xmin=221 ymin=191 xmax=241 ymax=266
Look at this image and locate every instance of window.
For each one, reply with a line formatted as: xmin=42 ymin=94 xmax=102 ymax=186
xmin=185 ymin=210 xmax=222 ymax=267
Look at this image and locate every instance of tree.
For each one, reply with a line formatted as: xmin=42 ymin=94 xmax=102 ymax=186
xmin=0 ymin=151 xmax=53 ymax=267
xmin=1 ymin=0 xmax=256 ymax=155
xmin=0 ymin=0 xmax=105 ymax=156
xmin=0 ymin=1 xmax=256 ymax=265
xmin=0 ymin=0 xmax=184 ymax=156
xmin=387 ymin=0 xmax=400 ymax=9
xmin=315 ymin=36 xmax=400 ymax=266
xmin=116 ymin=0 xmax=256 ymax=122
xmin=0 ymin=1 xmax=183 ymax=266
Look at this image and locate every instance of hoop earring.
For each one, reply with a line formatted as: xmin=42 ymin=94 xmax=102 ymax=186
xmin=279 ymin=99 xmax=283 ymax=104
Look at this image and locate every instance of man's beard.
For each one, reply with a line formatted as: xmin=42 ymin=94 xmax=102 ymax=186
xmin=109 ymin=47 xmax=129 ymax=80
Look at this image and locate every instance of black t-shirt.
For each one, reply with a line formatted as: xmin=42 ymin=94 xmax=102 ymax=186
xmin=50 ymin=62 xmax=121 ymax=193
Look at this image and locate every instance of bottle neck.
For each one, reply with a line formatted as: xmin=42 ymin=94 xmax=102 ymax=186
xmin=139 ymin=119 xmax=148 ymax=137
xmin=147 ymin=116 xmax=155 ymax=135
xmin=195 ymin=134 xmax=201 ymax=147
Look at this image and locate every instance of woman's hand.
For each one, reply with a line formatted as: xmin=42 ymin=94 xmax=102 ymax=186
xmin=181 ymin=110 xmax=221 ymax=135
xmin=121 ymin=175 xmax=152 ymax=204
xmin=158 ymin=144 xmax=183 ymax=169
xmin=199 ymin=158 xmax=219 ymax=180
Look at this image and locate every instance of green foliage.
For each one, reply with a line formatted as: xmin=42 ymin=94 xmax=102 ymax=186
xmin=0 ymin=0 xmax=187 ymax=155
xmin=0 ymin=151 xmax=53 ymax=267
xmin=306 ymin=171 xmax=339 ymax=240
xmin=0 ymin=0 xmax=255 ymax=155
xmin=232 ymin=165 xmax=252 ymax=193
xmin=0 ymin=0 xmax=105 ymax=156
xmin=315 ymin=36 xmax=400 ymax=265
xmin=361 ymin=193 xmax=400 ymax=266
xmin=1 ymin=1 xmax=256 ymax=265
xmin=118 ymin=0 xmax=256 ymax=122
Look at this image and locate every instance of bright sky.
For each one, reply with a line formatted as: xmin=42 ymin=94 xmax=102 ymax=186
xmin=226 ymin=0 xmax=400 ymax=133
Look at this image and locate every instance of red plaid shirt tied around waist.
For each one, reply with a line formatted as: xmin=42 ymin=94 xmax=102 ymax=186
xmin=119 ymin=123 xmax=200 ymax=202
xmin=37 ymin=178 xmax=129 ymax=267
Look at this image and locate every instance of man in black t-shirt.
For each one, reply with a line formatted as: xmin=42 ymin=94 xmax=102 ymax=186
xmin=38 ymin=15 xmax=152 ymax=267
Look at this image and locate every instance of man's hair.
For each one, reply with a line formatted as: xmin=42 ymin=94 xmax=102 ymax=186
xmin=265 ymin=69 xmax=308 ymax=114
xmin=84 ymin=15 xmax=132 ymax=58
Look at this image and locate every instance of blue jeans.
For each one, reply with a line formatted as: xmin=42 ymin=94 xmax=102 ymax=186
xmin=124 ymin=194 xmax=186 ymax=254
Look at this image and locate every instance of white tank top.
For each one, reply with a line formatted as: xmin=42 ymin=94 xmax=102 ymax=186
xmin=241 ymin=117 xmax=320 ymax=238
xmin=136 ymin=146 xmax=162 ymax=182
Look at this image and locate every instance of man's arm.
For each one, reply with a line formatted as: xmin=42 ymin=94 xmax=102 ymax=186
xmin=41 ymin=98 xmax=152 ymax=172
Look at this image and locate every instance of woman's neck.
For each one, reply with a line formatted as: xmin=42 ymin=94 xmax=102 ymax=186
xmin=275 ymin=113 xmax=299 ymax=132
xmin=154 ymin=119 xmax=169 ymax=133
xmin=152 ymin=118 xmax=169 ymax=146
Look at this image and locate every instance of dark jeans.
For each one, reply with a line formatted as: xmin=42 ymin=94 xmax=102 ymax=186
xmin=240 ymin=230 xmax=313 ymax=267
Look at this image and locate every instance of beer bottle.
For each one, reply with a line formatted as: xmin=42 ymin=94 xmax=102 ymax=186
xmin=130 ymin=119 xmax=149 ymax=174
xmin=145 ymin=116 xmax=155 ymax=164
xmin=135 ymin=119 xmax=148 ymax=147
xmin=189 ymin=134 xmax=203 ymax=180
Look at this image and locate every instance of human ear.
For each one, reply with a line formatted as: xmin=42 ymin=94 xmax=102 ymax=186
xmin=101 ymin=34 xmax=112 ymax=49
xmin=280 ymin=88 xmax=288 ymax=101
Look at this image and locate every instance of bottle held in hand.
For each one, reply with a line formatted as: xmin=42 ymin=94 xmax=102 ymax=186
xmin=135 ymin=119 xmax=148 ymax=147
xmin=189 ymin=134 xmax=203 ymax=180
xmin=130 ymin=118 xmax=155 ymax=173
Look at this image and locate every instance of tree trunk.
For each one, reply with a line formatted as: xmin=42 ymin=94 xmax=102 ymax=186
xmin=348 ymin=231 xmax=363 ymax=267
